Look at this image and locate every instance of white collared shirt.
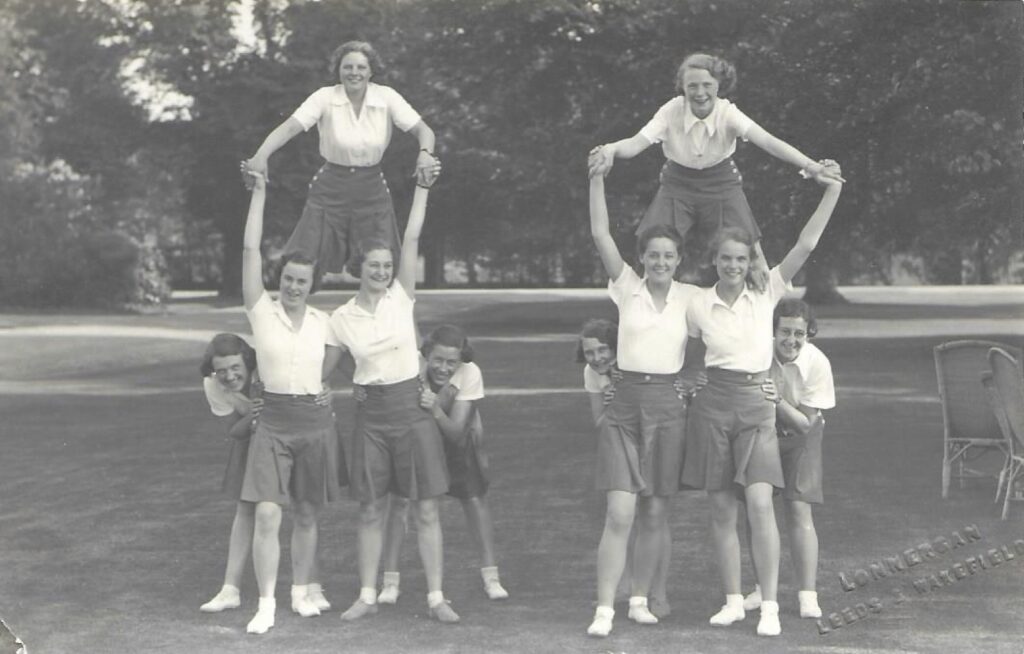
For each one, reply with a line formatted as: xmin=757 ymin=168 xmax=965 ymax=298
xmin=329 ymin=283 xmax=420 ymax=385
xmin=772 ymin=342 xmax=836 ymax=410
xmin=246 ymin=291 xmax=336 ymax=394
xmin=687 ymin=267 xmax=792 ymax=373
xmin=639 ymin=97 xmax=756 ymax=169
xmin=447 ymin=362 xmax=485 ymax=402
xmin=583 ymin=365 xmax=612 ymax=393
xmin=202 ymin=376 xmax=250 ymax=417
xmin=609 ymin=266 xmax=700 ymax=374
xmin=291 ymin=83 xmax=422 ymax=166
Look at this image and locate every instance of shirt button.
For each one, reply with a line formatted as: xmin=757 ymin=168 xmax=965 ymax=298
xmin=746 ymin=373 xmax=753 ymax=380
xmin=643 ymin=374 xmax=651 ymax=382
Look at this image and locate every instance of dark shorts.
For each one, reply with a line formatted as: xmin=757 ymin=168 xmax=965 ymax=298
xmin=596 ymin=371 xmax=687 ymax=497
xmin=284 ymin=163 xmax=400 ymax=274
xmin=221 ymin=435 xmax=251 ymax=499
xmin=350 ymin=378 xmax=450 ymax=502
xmin=444 ymin=423 xmax=490 ymax=499
xmin=778 ymin=419 xmax=824 ymax=504
xmin=681 ymin=369 xmax=784 ymax=492
xmin=239 ymin=394 xmax=347 ymax=506
xmin=635 ymin=158 xmax=761 ymax=267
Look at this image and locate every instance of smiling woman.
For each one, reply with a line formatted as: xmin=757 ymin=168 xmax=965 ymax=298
xmin=243 ymin=40 xmax=440 ymax=281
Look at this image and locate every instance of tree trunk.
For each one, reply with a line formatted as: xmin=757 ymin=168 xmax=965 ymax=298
xmin=218 ymin=220 xmax=243 ymax=298
xmin=423 ymin=234 xmax=445 ymax=288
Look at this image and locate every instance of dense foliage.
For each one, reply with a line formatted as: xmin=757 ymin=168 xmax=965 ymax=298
xmin=0 ymin=0 xmax=1020 ymax=305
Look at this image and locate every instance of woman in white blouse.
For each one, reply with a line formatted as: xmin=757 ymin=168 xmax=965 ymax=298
xmin=584 ymin=173 xmax=701 ymax=638
xmin=244 ymin=40 xmax=439 ymax=278
xmin=322 ymin=167 xmax=460 ymax=624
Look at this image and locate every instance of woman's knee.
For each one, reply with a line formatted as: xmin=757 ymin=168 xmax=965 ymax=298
xmin=786 ymin=501 xmax=815 ymax=531
xmin=414 ymin=498 xmax=440 ymax=526
xmin=359 ymin=498 xmax=388 ymax=527
xmin=254 ymin=502 xmax=282 ymax=535
xmin=293 ymin=502 xmax=319 ymax=530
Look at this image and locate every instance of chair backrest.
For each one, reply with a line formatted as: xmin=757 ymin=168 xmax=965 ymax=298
xmin=934 ymin=340 xmax=1023 ymax=442
xmin=988 ymin=347 xmax=1024 ymax=450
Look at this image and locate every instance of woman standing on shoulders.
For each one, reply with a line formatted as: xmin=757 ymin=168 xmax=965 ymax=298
xmin=245 ymin=40 xmax=439 ymax=276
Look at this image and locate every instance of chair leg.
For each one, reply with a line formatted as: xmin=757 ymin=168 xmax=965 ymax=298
xmin=995 ymin=466 xmax=1006 ymax=503
xmin=1003 ymin=462 xmax=1022 ymax=521
xmin=942 ymin=456 xmax=951 ymax=499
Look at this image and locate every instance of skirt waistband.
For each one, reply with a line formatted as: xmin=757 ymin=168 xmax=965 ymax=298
xmin=706 ymin=368 xmax=770 ymax=384
xmin=618 ymin=370 xmax=679 ymax=383
xmin=664 ymin=157 xmax=737 ymax=179
xmin=320 ymin=162 xmax=383 ymax=174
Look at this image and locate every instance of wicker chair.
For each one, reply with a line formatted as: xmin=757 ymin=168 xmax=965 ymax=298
xmin=933 ymin=340 xmax=1021 ymax=497
xmin=985 ymin=347 xmax=1024 ymax=519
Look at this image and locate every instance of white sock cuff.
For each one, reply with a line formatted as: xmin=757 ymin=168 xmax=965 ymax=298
xmin=220 ymin=584 xmax=241 ymax=594
xmin=798 ymin=590 xmax=817 ymax=599
xmin=594 ymin=605 xmax=615 ymax=618
xmin=725 ymin=593 xmax=744 ymax=606
xmin=307 ymin=582 xmax=323 ymax=593
xmin=291 ymin=584 xmax=309 ymax=595
xmin=427 ymin=590 xmax=445 ymax=607
xmin=628 ymin=596 xmax=648 ymax=607
xmin=257 ymin=597 xmax=276 ymax=610
xmin=359 ymin=587 xmax=378 ymax=605
xmin=760 ymin=600 xmax=779 ymax=613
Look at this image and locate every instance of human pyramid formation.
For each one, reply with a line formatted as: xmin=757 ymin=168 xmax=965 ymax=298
xmin=196 ymin=41 xmax=844 ymax=638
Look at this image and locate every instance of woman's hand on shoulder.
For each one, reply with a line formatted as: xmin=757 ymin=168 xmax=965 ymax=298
xmin=419 ymin=386 xmax=438 ymax=411
xmin=749 ymin=257 xmax=770 ymax=292
xmin=760 ymin=378 xmax=781 ymax=404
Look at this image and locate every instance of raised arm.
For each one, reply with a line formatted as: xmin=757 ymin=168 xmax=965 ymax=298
xmin=777 ymin=179 xmax=843 ymax=283
xmin=408 ymin=120 xmax=438 ymax=180
xmin=246 ymin=117 xmax=305 ymax=182
xmin=241 ymin=172 xmax=267 ymax=310
xmin=744 ymin=125 xmax=843 ymax=182
xmin=395 ymin=185 xmax=431 ymax=296
xmin=589 ymin=133 xmax=653 ymax=177
xmin=589 ymin=174 xmax=625 ymax=280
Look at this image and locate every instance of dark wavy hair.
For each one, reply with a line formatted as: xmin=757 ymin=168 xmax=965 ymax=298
xmin=329 ymin=40 xmax=385 ymax=80
xmin=345 ymin=238 xmax=398 ymax=279
xmin=774 ymin=298 xmax=819 ymax=338
xmin=675 ymin=52 xmax=737 ymax=97
xmin=279 ymin=251 xmax=321 ymax=294
xmin=421 ymin=324 xmax=474 ymax=363
xmin=636 ymin=224 xmax=684 ymax=262
xmin=200 ymin=333 xmax=257 ymax=379
xmin=575 ymin=318 xmax=618 ymax=363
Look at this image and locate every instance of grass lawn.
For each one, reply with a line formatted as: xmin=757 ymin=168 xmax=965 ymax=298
xmin=0 ymin=295 xmax=1022 ymax=653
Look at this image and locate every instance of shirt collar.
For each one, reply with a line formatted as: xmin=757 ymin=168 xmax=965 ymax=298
xmin=707 ymin=281 xmax=755 ymax=310
xmin=682 ymin=97 xmax=720 ymax=137
xmin=270 ymin=297 xmax=314 ymax=331
xmin=338 ymin=285 xmax=395 ymax=317
xmin=632 ymin=275 xmax=680 ymax=301
xmin=331 ymin=82 xmax=387 ymax=109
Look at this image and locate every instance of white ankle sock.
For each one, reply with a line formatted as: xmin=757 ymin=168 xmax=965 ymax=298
xmin=359 ymin=586 xmax=378 ymax=605
xmin=427 ymin=590 xmax=445 ymax=607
